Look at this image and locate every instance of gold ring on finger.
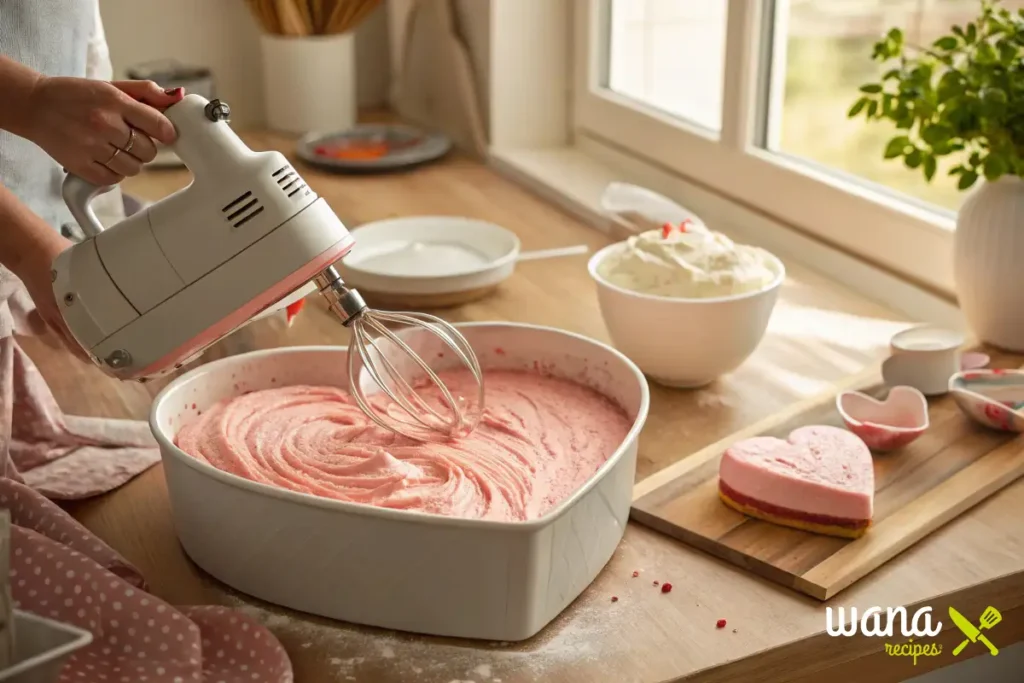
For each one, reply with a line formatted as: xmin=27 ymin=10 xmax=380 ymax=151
xmin=106 ymin=147 xmax=122 ymax=165
xmin=122 ymin=128 xmax=136 ymax=154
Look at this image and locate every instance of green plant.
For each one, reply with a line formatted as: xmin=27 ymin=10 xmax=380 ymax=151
xmin=848 ymin=0 xmax=1024 ymax=190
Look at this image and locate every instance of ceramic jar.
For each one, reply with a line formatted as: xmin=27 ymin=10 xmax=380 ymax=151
xmin=954 ymin=176 xmax=1024 ymax=352
xmin=260 ymin=33 xmax=357 ymax=135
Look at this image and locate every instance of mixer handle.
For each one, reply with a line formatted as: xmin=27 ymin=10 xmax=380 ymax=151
xmin=61 ymin=174 xmax=117 ymax=239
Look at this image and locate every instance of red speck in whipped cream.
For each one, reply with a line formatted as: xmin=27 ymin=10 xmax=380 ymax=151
xmin=662 ymin=220 xmax=692 ymax=238
xmin=495 ymin=347 xmax=506 ymax=355
xmin=661 ymin=583 xmax=673 ymax=594
xmin=611 ymin=596 xmax=618 ymax=603
xmin=632 ymin=571 xmax=639 ymax=578
xmin=716 ymin=619 xmax=727 ymax=629
xmin=652 ymin=580 xmax=659 ymax=586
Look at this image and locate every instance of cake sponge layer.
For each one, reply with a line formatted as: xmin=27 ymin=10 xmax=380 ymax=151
xmin=719 ymin=480 xmax=869 ymax=539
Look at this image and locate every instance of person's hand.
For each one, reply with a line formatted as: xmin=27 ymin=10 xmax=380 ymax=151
xmin=24 ymin=78 xmax=185 ymax=186
xmin=14 ymin=229 xmax=91 ymax=361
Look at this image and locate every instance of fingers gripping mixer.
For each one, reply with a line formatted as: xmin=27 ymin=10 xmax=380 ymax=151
xmin=54 ymin=94 xmax=484 ymax=440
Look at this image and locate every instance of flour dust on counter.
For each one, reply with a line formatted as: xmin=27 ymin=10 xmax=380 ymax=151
xmin=219 ymin=560 xmax=658 ymax=683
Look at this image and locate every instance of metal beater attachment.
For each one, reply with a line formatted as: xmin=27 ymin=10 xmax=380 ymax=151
xmin=313 ymin=265 xmax=485 ymax=441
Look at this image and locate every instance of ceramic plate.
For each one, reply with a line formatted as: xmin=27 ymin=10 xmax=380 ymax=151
xmin=296 ymin=124 xmax=451 ymax=173
xmin=338 ymin=216 xmax=520 ymax=309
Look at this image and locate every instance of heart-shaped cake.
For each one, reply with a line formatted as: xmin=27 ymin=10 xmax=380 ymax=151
xmin=718 ymin=425 xmax=874 ymax=538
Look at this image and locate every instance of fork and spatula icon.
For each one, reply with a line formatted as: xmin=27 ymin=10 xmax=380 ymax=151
xmin=948 ymin=606 xmax=1001 ymax=656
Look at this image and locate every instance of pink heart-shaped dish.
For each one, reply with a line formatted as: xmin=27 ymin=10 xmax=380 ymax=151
xmin=836 ymin=386 xmax=929 ymax=452
xmin=718 ymin=425 xmax=874 ymax=538
xmin=949 ymin=369 xmax=1024 ymax=432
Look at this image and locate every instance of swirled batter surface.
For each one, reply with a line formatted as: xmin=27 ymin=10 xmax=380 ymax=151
xmin=175 ymin=370 xmax=631 ymax=521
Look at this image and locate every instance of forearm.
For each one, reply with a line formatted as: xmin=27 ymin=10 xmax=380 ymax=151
xmin=0 ymin=183 xmax=66 ymax=280
xmin=0 ymin=56 xmax=44 ymax=137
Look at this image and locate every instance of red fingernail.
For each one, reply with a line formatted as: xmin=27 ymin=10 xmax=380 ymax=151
xmin=165 ymin=87 xmax=184 ymax=96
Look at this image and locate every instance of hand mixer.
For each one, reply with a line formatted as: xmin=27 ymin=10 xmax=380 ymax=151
xmin=52 ymin=94 xmax=483 ymax=440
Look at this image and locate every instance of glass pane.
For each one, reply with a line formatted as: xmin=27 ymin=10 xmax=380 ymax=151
xmin=766 ymin=0 xmax=1024 ymax=212
xmin=606 ymin=0 xmax=728 ymax=131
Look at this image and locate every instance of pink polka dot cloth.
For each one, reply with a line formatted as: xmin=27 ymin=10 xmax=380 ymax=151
xmin=0 ymin=271 xmax=295 ymax=680
xmin=5 ymin=453 xmax=293 ymax=681
xmin=0 ymin=268 xmax=160 ymax=499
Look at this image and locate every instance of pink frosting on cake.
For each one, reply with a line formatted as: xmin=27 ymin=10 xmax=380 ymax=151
xmin=718 ymin=425 xmax=874 ymax=521
xmin=174 ymin=370 xmax=631 ymax=522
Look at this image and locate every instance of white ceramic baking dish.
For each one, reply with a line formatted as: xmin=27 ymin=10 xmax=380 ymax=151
xmin=150 ymin=322 xmax=649 ymax=641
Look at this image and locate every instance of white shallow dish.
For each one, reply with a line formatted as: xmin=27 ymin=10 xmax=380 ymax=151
xmin=338 ymin=216 xmax=521 ymax=302
xmin=150 ymin=322 xmax=649 ymax=641
xmin=0 ymin=611 xmax=92 ymax=683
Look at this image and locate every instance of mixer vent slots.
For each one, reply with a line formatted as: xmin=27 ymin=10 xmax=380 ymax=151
xmin=222 ymin=191 xmax=264 ymax=228
xmin=272 ymin=165 xmax=311 ymax=199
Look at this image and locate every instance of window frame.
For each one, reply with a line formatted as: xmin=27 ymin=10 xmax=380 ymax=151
xmin=571 ymin=0 xmax=957 ymax=293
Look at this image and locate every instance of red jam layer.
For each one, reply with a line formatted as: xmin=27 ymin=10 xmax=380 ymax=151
xmin=719 ymin=479 xmax=870 ymax=530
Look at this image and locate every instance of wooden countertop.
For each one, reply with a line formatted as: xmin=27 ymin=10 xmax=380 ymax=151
xmin=34 ymin=131 xmax=1023 ymax=683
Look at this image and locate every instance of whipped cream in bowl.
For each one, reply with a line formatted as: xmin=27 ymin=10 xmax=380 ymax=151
xmin=589 ymin=222 xmax=785 ymax=387
xmin=596 ymin=222 xmax=782 ymax=300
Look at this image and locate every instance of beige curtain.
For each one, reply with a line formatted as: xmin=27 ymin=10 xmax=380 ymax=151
xmin=386 ymin=0 xmax=487 ymax=157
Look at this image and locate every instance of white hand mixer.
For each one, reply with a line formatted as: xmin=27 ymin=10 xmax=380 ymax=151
xmin=52 ymin=94 xmax=483 ymax=441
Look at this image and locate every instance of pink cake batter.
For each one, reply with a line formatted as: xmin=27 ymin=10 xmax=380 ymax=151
xmin=175 ymin=370 xmax=631 ymax=522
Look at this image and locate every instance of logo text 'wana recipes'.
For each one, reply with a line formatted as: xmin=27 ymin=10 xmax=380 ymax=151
xmin=826 ymin=605 xmax=1002 ymax=666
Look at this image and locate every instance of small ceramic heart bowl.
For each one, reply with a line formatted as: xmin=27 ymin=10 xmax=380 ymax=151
xmin=836 ymin=386 xmax=930 ymax=452
xmin=948 ymin=369 xmax=1024 ymax=432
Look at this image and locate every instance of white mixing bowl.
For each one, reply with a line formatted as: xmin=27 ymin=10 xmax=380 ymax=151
xmin=588 ymin=243 xmax=785 ymax=388
xmin=150 ymin=323 xmax=649 ymax=641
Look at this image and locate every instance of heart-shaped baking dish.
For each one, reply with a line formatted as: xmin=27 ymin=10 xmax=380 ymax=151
xmin=949 ymin=368 xmax=1024 ymax=432
xmin=836 ymin=386 xmax=929 ymax=452
xmin=150 ymin=322 xmax=650 ymax=642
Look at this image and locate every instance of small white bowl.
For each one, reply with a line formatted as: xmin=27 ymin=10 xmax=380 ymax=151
xmin=587 ymin=242 xmax=785 ymax=387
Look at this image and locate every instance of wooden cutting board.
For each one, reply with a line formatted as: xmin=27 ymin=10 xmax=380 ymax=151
xmin=631 ymin=347 xmax=1024 ymax=601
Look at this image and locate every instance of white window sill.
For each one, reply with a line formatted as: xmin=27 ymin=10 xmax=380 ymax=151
xmin=488 ymin=139 xmax=964 ymax=331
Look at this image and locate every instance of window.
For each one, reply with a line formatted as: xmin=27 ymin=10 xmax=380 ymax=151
xmin=572 ymin=0 xmax=1023 ymax=291
xmin=764 ymin=0 xmax=1024 ymax=212
xmin=605 ymin=0 xmax=728 ymax=132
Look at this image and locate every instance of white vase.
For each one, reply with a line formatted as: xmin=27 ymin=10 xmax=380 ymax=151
xmin=260 ymin=33 xmax=357 ymax=135
xmin=954 ymin=176 xmax=1024 ymax=351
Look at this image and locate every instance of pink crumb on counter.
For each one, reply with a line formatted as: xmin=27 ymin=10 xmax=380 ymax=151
xmin=716 ymin=619 xmax=727 ymax=629
xmin=174 ymin=369 xmax=630 ymax=522
xmin=660 ymin=583 xmax=673 ymax=594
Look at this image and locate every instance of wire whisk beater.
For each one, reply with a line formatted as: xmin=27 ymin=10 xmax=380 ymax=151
xmin=314 ymin=266 xmax=484 ymax=441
